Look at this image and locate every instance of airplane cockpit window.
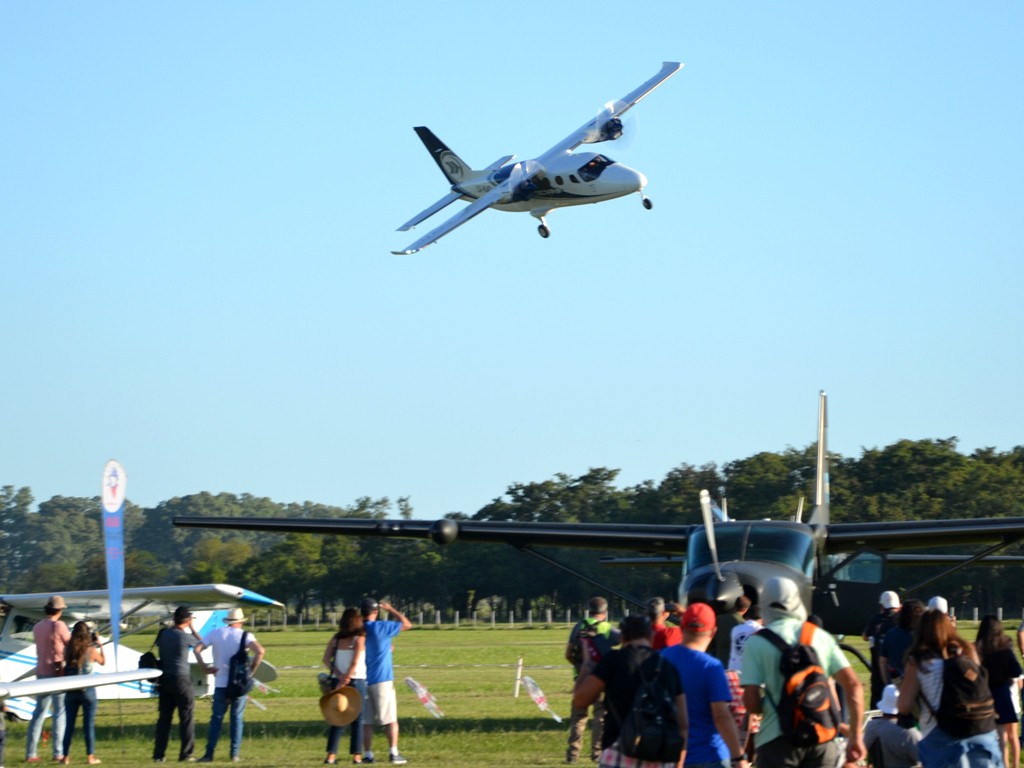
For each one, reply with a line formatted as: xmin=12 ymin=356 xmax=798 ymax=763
xmin=688 ymin=524 xmax=816 ymax=577
xmin=824 ymin=551 xmax=883 ymax=584
xmin=688 ymin=527 xmax=744 ymax=570
xmin=578 ymin=155 xmax=615 ymax=182
xmin=9 ymin=614 xmax=38 ymax=641
xmin=744 ymin=525 xmax=816 ymax=577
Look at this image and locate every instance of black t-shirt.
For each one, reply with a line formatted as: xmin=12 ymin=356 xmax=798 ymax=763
xmin=591 ymin=645 xmax=684 ymax=748
xmin=983 ymin=646 xmax=1023 ymax=689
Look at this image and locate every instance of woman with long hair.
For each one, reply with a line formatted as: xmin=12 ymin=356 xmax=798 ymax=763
xmin=976 ymin=615 xmax=1022 ymax=768
xmin=897 ymin=609 xmax=1002 ymax=768
xmin=322 ymin=607 xmax=367 ymax=765
xmin=61 ymin=621 xmax=105 ymax=765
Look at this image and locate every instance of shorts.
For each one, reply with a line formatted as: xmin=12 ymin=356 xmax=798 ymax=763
xmin=366 ymin=681 xmax=398 ymax=726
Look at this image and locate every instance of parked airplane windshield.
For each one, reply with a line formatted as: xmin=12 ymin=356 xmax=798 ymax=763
xmin=688 ymin=524 xmax=816 ymax=577
xmin=578 ymin=155 xmax=615 ymax=182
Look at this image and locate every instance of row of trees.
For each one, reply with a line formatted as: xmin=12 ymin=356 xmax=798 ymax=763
xmin=3 ymin=437 xmax=1024 ymax=618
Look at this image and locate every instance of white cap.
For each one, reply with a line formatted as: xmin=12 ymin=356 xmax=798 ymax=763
xmin=879 ymin=591 xmax=900 ymax=610
xmin=928 ymin=596 xmax=949 ymax=614
xmin=877 ymin=684 xmax=899 ymax=715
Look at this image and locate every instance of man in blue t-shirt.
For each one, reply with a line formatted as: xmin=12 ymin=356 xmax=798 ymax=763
xmin=360 ymin=598 xmax=412 ymax=765
xmin=662 ymin=602 xmax=749 ymax=768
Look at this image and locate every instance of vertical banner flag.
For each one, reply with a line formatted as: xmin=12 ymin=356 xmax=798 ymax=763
xmin=101 ymin=459 xmax=127 ymax=669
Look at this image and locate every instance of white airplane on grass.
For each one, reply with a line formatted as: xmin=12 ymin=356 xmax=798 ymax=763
xmin=0 ymin=583 xmax=283 ymax=720
xmin=393 ymin=61 xmax=683 ymax=255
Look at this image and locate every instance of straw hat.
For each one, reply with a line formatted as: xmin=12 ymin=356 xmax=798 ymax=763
xmin=224 ymin=608 xmax=247 ymax=623
xmin=319 ymin=687 xmax=363 ymax=727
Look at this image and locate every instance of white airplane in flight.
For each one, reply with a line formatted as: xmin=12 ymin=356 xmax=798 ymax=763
xmin=393 ymin=61 xmax=683 ymax=255
xmin=0 ymin=583 xmax=283 ymax=719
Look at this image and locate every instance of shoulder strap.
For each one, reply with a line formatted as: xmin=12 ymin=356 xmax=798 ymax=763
xmin=238 ymin=630 xmax=249 ymax=653
xmin=755 ymin=627 xmax=790 ymax=654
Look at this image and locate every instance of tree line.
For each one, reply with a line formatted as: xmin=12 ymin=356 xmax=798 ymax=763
xmin=3 ymin=437 xmax=1024 ymax=619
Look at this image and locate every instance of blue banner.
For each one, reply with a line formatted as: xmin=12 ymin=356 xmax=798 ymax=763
xmin=101 ymin=460 xmax=127 ymax=669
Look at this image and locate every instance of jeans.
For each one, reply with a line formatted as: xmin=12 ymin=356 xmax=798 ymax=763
xmin=26 ymin=684 xmax=66 ymax=759
xmin=204 ymin=687 xmax=248 ymax=759
xmin=918 ymin=727 xmax=1004 ymax=768
xmin=153 ymin=674 xmax=196 ymax=761
xmin=63 ymin=686 xmax=98 ymax=756
xmin=327 ymin=679 xmax=367 ymax=757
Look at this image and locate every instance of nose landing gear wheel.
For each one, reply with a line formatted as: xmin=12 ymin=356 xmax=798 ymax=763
xmin=642 ymin=197 xmax=653 ymax=210
xmin=538 ymin=224 xmax=550 ymax=238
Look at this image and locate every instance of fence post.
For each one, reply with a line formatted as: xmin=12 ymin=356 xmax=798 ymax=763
xmin=514 ymin=656 xmax=524 ymax=697
xmin=435 ymin=610 xmax=441 ymax=627
xmin=455 ymin=610 xmax=460 ymax=627
xmin=491 ymin=611 xmax=496 ymax=628
xmin=509 ymin=610 xmax=515 ymax=627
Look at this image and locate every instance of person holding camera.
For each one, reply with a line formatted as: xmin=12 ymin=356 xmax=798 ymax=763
xmin=61 ymin=621 xmax=105 ymax=764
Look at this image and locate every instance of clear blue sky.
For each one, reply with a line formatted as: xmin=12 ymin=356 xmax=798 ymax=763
xmin=3 ymin=3 xmax=1022 ymax=518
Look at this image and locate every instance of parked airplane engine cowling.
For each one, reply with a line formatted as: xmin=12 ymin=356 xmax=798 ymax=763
xmin=581 ymin=117 xmax=623 ymax=144
xmin=685 ymin=571 xmax=744 ymax=614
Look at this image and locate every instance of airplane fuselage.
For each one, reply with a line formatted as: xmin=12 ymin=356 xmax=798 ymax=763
xmin=452 ymin=151 xmax=648 ymax=213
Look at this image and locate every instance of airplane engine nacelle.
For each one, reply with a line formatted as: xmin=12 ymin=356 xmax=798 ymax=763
xmin=430 ymin=518 xmax=458 ymax=546
xmin=581 ymin=117 xmax=624 ymax=144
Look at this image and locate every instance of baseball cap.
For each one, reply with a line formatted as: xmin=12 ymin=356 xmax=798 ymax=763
xmin=928 ymin=596 xmax=949 ymax=614
xmin=681 ymin=602 xmax=716 ymax=632
xmin=359 ymin=597 xmax=379 ymax=616
xmin=879 ymin=590 xmax=900 ymax=610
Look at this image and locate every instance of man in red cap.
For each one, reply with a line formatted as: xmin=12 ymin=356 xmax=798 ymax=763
xmin=662 ymin=603 xmax=749 ymax=768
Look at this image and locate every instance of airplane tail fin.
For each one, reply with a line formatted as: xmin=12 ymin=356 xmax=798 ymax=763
xmin=809 ymin=390 xmax=830 ymax=526
xmin=414 ymin=127 xmax=474 ymax=185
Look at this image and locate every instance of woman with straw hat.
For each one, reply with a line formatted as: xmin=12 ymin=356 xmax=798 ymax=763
xmin=322 ymin=608 xmax=367 ymax=765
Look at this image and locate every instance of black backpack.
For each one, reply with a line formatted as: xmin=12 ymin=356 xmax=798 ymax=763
xmin=920 ymin=650 xmax=996 ymax=738
xmin=571 ymin=619 xmax=613 ymax=668
xmin=759 ymin=622 xmax=842 ymax=747
xmin=225 ymin=631 xmax=255 ymax=699
xmin=614 ymin=654 xmax=685 ymax=763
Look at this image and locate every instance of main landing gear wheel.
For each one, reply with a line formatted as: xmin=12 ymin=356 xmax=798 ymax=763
xmin=642 ymin=196 xmax=653 ymax=210
xmin=538 ymin=224 xmax=550 ymax=238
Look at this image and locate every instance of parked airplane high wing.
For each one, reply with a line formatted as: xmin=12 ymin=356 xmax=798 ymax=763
xmin=0 ymin=669 xmax=162 ymax=700
xmin=0 ymin=583 xmax=283 ymax=719
xmin=392 ymin=61 xmax=683 ymax=255
xmin=173 ymin=394 xmax=1024 ymax=635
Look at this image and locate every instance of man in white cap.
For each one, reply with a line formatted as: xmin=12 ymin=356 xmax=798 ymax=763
xmin=862 ymin=684 xmax=921 ymax=768
xmin=862 ymin=590 xmax=901 ymax=715
xmin=741 ymin=577 xmax=865 ymax=767
xmin=197 ymin=608 xmax=265 ymax=763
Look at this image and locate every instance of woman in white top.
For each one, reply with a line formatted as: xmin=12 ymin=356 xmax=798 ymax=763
xmin=897 ymin=609 xmax=1002 ymax=768
xmin=322 ymin=607 xmax=367 ymax=765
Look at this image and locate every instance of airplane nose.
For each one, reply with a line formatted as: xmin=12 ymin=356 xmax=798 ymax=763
xmin=602 ymin=164 xmax=646 ymax=194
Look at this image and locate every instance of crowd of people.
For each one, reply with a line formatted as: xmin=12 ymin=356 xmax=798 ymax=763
xmin=15 ymin=596 xmax=269 ymax=765
xmin=564 ymin=584 xmax=1024 ymax=768
xmin=14 ymin=586 xmax=1024 ymax=768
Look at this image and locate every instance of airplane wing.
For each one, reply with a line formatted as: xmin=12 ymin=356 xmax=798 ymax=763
xmin=535 ymin=61 xmax=683 ymax=167
xmin=173 ymin=514 xmax=1024 ymax=559
xmin=823 ymin=517 xmax=1024 ymax=552
xmin=392 ymin=186 xmax=507 ymax=255
xmin=0 ymin=668 xmax=162 ymax=699
xmin=173 ymin=515 xmax=693 ymax=552
xmin=0 ymin=583 xmax=283 ymax=621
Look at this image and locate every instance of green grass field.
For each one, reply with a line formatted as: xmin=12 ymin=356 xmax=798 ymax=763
xmin=3 ymin=625 xmax=900 ymax=767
